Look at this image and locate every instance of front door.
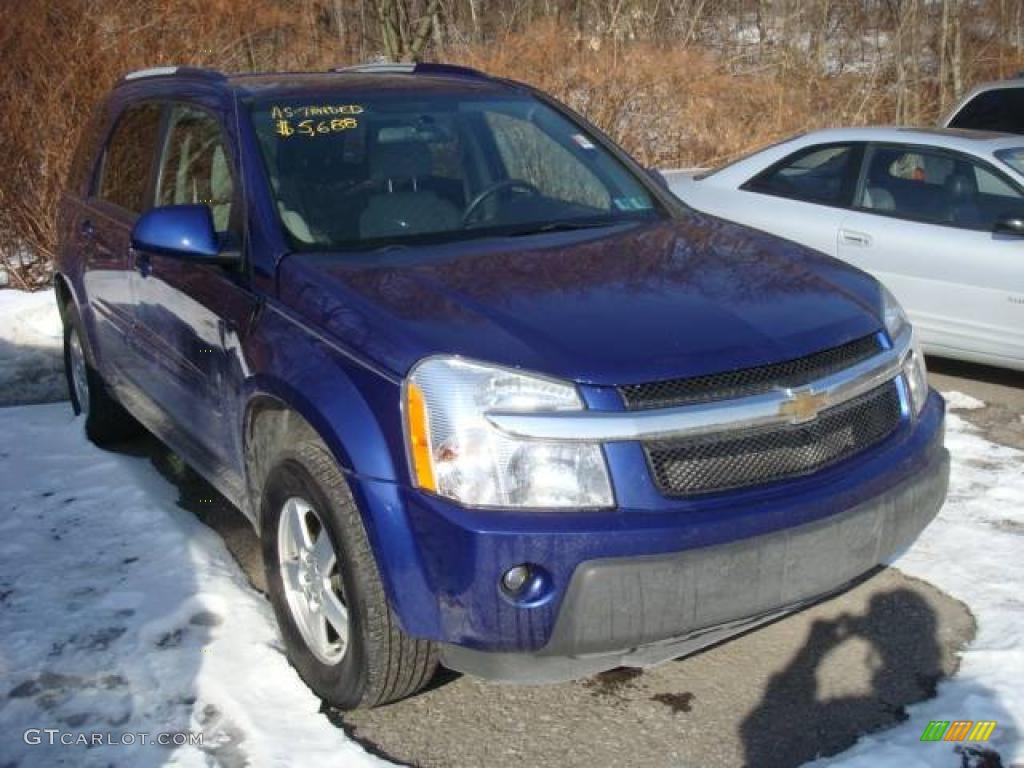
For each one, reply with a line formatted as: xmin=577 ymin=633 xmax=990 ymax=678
xmin=131 ymin=102 xmax=256 ymax=487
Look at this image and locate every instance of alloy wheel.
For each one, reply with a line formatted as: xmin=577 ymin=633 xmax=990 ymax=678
xmin=277 ymin=496 xmax=349 ymax=665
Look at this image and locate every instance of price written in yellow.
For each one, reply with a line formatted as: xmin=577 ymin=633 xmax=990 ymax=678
xmin=275 ymin=117 xmax=359 ymax=139
xmin=270 ymin=104 xmax=364 ymax=119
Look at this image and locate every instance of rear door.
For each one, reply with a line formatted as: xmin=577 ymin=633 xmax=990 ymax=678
xmin=84 ymin=102 xmax=163 ymax=394
xmin=130 ymin=100 xmax=254 ymax=484
xmin=837 ymin=143 xmax=1024 ymax=364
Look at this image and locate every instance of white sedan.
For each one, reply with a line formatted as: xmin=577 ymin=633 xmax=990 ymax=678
xmin=667 ymin=127 xmax=1024 ymax=371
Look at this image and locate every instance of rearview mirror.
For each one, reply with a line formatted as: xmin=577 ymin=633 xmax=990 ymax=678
xmin=131 ymin=205 xmax=238 ymax=265
xmin=993 ymin=214 xmax=1024 ymax=237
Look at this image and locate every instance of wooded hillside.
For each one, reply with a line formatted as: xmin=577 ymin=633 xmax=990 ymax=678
xmin=1 ymin=0 xmax=1022 ymax=287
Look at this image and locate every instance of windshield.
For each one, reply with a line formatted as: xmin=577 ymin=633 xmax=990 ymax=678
xmin=996 ymin=147 xmax=1024 ymax=178
xmin=249 ymin=91 xmax=661 ymax=250
xmin=949 ymin=88 xmax=1024 ymax=134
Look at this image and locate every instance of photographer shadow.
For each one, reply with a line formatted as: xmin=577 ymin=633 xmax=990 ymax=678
xmin=740 ymin=585 xmax=987 ymax=767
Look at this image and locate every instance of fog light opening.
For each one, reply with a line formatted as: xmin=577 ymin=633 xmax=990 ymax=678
xmin=498 ymin=564 xmax=552 ymax=606
xmin=501 ymin=565 xmax=531 ymax=595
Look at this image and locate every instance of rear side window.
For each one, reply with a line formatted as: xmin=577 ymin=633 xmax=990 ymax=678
xmin=743 ymin=144 xmax=860 ymax=206
xmin=99 ymin=103 xmax=163 ymax=214
xmin=948 ymin=88 xmax=1024 ymax=134
xmin=67 ymin=107 xmax=108 ymax=196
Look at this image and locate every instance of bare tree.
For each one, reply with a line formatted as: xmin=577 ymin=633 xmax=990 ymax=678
xmin=376 ymin=0 xmax=443 ymax=61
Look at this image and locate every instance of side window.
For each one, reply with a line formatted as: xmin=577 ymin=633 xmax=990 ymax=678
xmin=99 ymin=103 xmax=163 ymax=213
xmin=858 ymin=145 xmax=1024 ymax=231
xmin=975 ymin=165 xmax=1018 ymax=198
xmin=484 ymin=112 xmax=611 ymax=210
xmin=744 ymin=144 xmax=859 ymax=206
xmin=157 ymin=106 xmax=235 ymax=233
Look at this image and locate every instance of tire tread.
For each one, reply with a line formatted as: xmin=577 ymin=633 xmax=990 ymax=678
xmin=288 ymin=440 xmax=438 ymax=707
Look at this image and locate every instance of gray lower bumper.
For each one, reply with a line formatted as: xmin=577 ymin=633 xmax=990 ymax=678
xmin=441 ymin=446 xmax=950 ymax=683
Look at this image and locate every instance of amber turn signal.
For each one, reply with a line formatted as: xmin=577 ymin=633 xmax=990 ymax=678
xmin=406 ymin=381 xmax=436 ymax=492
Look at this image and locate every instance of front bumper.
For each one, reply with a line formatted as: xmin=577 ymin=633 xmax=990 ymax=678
xmin=441 ymin=441 xmax=949 ymax=682
xmin=348 ymin=389 xmax=946 ymax=679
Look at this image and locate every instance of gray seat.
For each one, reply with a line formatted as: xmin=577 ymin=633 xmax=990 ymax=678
xmin=862 ymin=186 xmax=895 ymax=211
xmin=359 ymin=141 xmax=460 ymax=239
xmin=945 ymin=172 xmax=981 ymax=227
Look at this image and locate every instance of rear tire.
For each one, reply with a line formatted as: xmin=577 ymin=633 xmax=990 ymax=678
xmin=62 ymin=302 xmax=140 ymax=445
xmin=261 ymin=440 xmax=438 ymax=709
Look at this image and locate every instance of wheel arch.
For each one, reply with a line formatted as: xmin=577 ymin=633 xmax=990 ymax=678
xmin=241 ymin=384 xmax=435 ymax=636
xmin=53 ymin=271 xmax=99 ymax=367
xmin=53 ymin=272 xmax=74 ymax=316
xmin=239 ymin=374 xmax=401 ymax=527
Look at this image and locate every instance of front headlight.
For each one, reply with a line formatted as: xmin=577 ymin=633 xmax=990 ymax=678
xmin=902 ymin=333 xmax=929 ymax=417
xmin=881 ymin=287 xmax=928 ymax=416
xmin=404 ymin=357 xmax=614 ymax=509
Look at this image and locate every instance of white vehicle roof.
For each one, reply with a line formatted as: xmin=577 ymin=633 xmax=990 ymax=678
xmin=793 ymin=125 xmax=1024 ymax=151
xmin=703 ymin=126 xmax=1024 ymax=186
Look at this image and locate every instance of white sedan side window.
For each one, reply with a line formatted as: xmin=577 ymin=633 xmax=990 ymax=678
xmin=860 ymin=146 xmax=1024 ymax=231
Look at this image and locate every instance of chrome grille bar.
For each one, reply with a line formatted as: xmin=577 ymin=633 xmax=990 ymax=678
xmin=485 ymin=329 xmax=910 ymax=443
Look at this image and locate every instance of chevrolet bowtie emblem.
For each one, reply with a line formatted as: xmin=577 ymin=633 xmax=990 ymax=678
xmin=779 ymin=389 xmax=830 ymax=424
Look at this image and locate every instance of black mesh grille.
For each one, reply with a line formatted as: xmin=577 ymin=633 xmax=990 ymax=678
xmin=620 ymin=334 xmax=883 ymax=410
xmin=645 ymin=381 xmax=902 ymax=497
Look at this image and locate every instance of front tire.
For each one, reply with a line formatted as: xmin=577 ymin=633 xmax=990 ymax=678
xmin=261 ymin=440 xmax=438 ymax=708
xmin=62 ymin=302 xmax=140 ymax=445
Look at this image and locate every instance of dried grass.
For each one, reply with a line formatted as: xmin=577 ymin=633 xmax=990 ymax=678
xmin=0 ymin=9 xmax=1021 ymax=288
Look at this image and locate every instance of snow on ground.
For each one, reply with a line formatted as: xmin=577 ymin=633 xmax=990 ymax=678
xmin=1 ymin=288 xmax=1022 ymax=767
xmin=0 ymin=290 xmax=390 ymax=765
xmin=0 ymin=403 xmax=388 ymax=768
xmin=942 ymin=390 xmax=986 ymax=411
xmin=0 ymin=288 xmax=65 ymax=406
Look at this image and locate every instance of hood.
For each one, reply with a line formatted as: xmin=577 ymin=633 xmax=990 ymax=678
xmin=277 ymin=213 xmax=885 ymax=386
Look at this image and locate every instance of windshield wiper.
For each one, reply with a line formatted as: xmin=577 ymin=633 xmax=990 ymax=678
xmin=504 ymin=219 xmax=623 ymax=237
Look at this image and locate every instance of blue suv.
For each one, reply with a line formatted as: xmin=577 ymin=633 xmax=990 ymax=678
xmin=55 ymin=63 xmax=948 ymax=708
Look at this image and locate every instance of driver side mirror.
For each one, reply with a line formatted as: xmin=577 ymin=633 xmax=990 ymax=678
xmin=993 ymin=214 xmax=1024 ymax=237
xmin=131 ymin=205 xmax=239 ymax=265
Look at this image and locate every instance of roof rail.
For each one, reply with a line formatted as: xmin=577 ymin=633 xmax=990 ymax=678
xmin=120 ymin=66 xmax=227 ymax=84
xmin=331 ymin=62 xmax=489 ymax=79
xmin=333 ymin=62 xmax=413 ymax=74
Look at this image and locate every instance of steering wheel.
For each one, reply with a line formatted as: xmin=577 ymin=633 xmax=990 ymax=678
xmin=462 ymin=179 xmax=541 ymax=225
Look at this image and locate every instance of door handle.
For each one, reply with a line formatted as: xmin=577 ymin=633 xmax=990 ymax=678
xmin=840 ymin=229 xmax=872 ymax=247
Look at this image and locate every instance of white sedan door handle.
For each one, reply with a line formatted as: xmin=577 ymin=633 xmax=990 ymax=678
xmin=840 ymin=229 xmax=873 ymax=247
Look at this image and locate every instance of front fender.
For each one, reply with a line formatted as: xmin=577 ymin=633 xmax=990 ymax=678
xmin=240 ymin=304 xmax=441 ymax=637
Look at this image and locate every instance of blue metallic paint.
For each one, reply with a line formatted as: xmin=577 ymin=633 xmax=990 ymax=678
xmin=131 ymin=204 xmax=220 ymax=259
xmin=283 ymin=212 xmax=886 ymax=386
xmin=55 ymin=68 xmax=945 ymax=655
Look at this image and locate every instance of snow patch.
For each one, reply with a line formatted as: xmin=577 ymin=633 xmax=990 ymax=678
xmin=0 ymin=404 xmax=391 ymax=768
xmin=0 ymin=287 xmax=66 ymax=406
xmin=943 ymin=390 xmax=986 ymax=411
